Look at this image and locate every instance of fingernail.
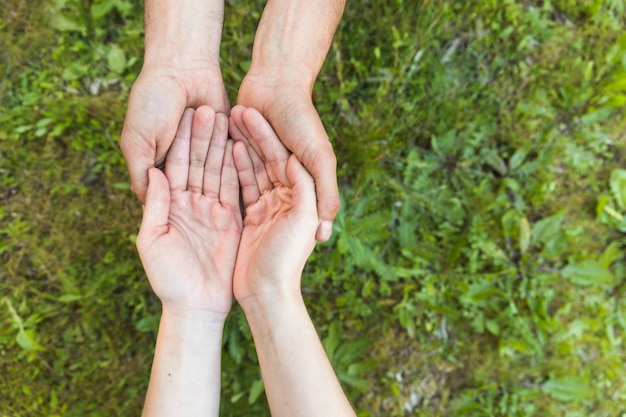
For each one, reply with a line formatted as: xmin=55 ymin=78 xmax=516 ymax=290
xmin=319 ymin=221 xmax=333 ymax=241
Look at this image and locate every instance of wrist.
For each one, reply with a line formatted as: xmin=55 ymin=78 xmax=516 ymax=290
xmin=160 ymin=306 xmax=228 ymax=337
xmin=143 ymin=0 xmax=224 ymax=68
xmin=247 ymin=0 xmax=345 ymax=91
xmin=240 ymin=290 xmax=307 ymax=333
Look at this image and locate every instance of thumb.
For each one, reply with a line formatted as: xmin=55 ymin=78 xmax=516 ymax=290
xmin=275 ymin=104 xmax=340 ymax=241
xmin=138 ymin=168 xmax=171 ymax=243
xmin=287 ymin=155 xmax=318 ymax=224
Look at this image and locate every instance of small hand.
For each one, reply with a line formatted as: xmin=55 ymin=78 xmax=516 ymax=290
xmin=236 ymin=74 xmax=340 ymax=242
xmin=230 ymin=107 xmax=319 ymax=304
xmin=121 ymin=64 xmax=229 ymax=203
xmin=137 ymin=106 xmax=240 ymax=318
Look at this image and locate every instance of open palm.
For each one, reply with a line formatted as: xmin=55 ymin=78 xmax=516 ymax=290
xmin=137 ymin=106 xmax=241 ymax=316
xmin=229 ymin=107 xmax=319 ymax=304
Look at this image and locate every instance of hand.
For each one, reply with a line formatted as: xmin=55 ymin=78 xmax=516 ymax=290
xmin=136 ymin=106 xmax=240 ymax=318
xmin=236 ymin=75 xmax=340 ymax=242
xmin=230 ymin=107 xmax=318 ymax=304
xmin=121 ymin=64 xmax=230 ymax=203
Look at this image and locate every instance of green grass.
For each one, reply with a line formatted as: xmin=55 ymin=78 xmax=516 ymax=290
xmin=1 ymin=0 xmax=626 ymax=416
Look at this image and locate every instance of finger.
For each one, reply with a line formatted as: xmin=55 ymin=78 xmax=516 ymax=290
xmin=165 ymin=108 xmax=195 ymax=192
xmin=233 ymin=141 xmax=261 ymax=209
xmin=229 ymin=110 xmax=272 ymax=193
xmin=122 ymin=146 xmax=152 ymax=204
xmin=242 ymin=107 xmax=291 ymax=187
xmin=120 ymin=81 xmax=184 ymax=203
xmin=219 ymin=140 xmax=240 ymax=213
xmin=287 ymin=154 xmax=317 ymax=219
xmin=268 ymin=101 xmax=341 ymax=240
xmin=303 ymin=144 xmax=340 ymax=242
xmin=188 ymin=106 xmax=215 ymax=193
xmin=204 ymin=112 xmax=228 ymax=198
xmin=230 ymin=105 xmax=256 ymax=152
xmin=139 ymin=167 xmax=171 ymax=243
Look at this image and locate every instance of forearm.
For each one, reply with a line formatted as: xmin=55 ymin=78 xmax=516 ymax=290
xmin=144 ymin=0 xmax=225 ymax=66
xmin=241 ymin=293 xmax=355 ymax=417
xmin=142 ymin=309 xmax=226 ymax=417
xmin=250 ymin=0 xmax=346 ymax=90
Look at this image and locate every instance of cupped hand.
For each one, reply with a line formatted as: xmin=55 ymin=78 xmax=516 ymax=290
xmin=230 ymin=107 xmax=319 ymax=304
xmin=136 ymin=106 xmax=240 ymax=317
xmin=121 ymin=65 xmax=230 ymax=203
xmin=236 ymin=73 xmax=340 ymax=242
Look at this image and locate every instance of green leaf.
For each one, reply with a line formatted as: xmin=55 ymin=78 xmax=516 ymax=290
xmin=431 ymin=129 xmax=456 ymax=155
xmin=542 ymin=377 xmax=594 ymax=402
xmin=561 ymin=260 xmax=614 ymax=287
xmin=91 ymin=2 xmax=115 ymax=20
xmin=107 ymin=44 xmax=127 ymax=73
xmin=50 ymin=13 xmax=85 ymax=34
xmin=599 ymin=241 xmax=623 ymax=269
xmin=58 ymin=294 xmax=83 ymax=303
xmin=610 ymin=169 xmax=626 ymax=211
xmin=509 ymin=147 xmax=529 ymax=171
xmin=16 ymin=329 xmax=39 ymax=351
xmin=519 ymin=216 xmax=531 ymax=254
xmin=460 ymin=283 xmax=501 ymax=306
xmin=227 ymin=320 xmax=243 ymax=365
xmin=322 ymin=321 xmax=341 ymax=363
xmin=531 ymin=213 xmax=564 ymax=245
xmin=62 ymin=63 xmax=89 ymax=81
xmin=136 ymin=314 xmax=160 ymax=333
xmin=248 ymin=379 xmax=265 ymax=404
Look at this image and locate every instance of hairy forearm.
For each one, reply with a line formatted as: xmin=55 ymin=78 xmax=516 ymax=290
xmin=250 ymin=0 xmax=346 ymax=89
xmin=142 ymin=309 xmax=226 ymax=417
xmin=241 ymin=293 xmax=356 ymax=417
xmin=144 ymin=0 xmax=225 ymax=66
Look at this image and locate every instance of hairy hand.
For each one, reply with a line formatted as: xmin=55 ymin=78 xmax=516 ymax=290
xmin=236 ymin=76 xmax=339 ymax=242
xmin=121 ymin=65 xmax=229 ymax=203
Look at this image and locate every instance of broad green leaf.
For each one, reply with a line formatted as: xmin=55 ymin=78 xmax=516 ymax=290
xmin=50 ymin=13 xmax=85 ymax=34
xmin=460 ymin=283 xmax=501 ymax=306
xmin=509 ymin=147 xmax=529 ymax=171
xmin=561 ymin=260 xmax=614 ymax=287
xmin=16 ymin=329 xmax=38 ymax=351
xmin=136 ymin=314 xmax=159 ymax=333
xmin=62 ymin=63 xmax=89 ymax=81
xmin=107 ymin=44 xmax=127 ymax=73
xmin=431 ymin=129 xmax=456 ymax=155
xmin=531 ymin=213 xmax=564 ymax=245
xmin=610 ymin=169 xmax=626 ymax=210
xmin=542 ymin=377 xmax=594 ymax=402
xmin=600 ymin=241 xmax=623 ymax=269
xmin=91 ymin=2 xmax=115 ymax=20
xmin=338 ymin=373 xmax=370 ymax=392
xmin=322 ymin=321 xmax=341 ymax=362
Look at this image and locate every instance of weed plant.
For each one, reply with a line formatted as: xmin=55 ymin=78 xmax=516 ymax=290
xmin=1 ymin=0 xmax=625 ymax=416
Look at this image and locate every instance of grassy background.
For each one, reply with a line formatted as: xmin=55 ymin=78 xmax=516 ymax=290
xmin=2 ymin=0 xmax=626 ymax=415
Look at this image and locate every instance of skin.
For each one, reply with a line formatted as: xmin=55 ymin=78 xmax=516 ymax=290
xmin=137 ymin=106 xmax=239 ymax=417
xmin=232 ymin=106 xmax=356 ymax=417
xmin=120 ymin=0 xmax=229 ymax=204
xmin=120 ymin=0 xmax=346 ymax=242
xmin=236 ymin=0 xmax=346 ymax=241
xmin=136 ymin=105 xmax=355 ymax=415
